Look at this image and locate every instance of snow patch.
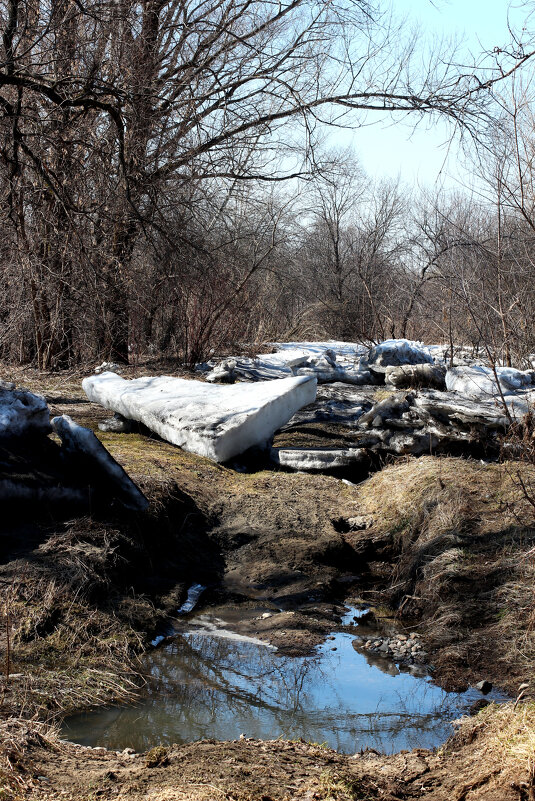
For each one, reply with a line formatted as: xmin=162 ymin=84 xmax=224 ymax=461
xmin=83 ymin=372 xmax=317 ymax=463
xmin=272 ymin=341 xmax=367 ymax=359
xmin=445 ymin=365 xmax=534 ymax=401
xmin=177 ymin=583 xmax=206 ymax=614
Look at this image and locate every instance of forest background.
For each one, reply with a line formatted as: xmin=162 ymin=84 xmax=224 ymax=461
xmin=1 ymin=0 xmax=535 ymax=369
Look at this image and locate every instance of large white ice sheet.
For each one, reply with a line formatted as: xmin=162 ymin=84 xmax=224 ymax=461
xmin=83 ymin=372 xmax=317 ymax=463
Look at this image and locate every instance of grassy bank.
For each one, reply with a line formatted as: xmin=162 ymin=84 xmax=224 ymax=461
xmin=349 ymin=455 xmax=535 ymax=693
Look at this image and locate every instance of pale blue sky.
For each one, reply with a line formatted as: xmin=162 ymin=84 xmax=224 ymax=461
xmin=326 ymin=0 xmax=530 ymax=189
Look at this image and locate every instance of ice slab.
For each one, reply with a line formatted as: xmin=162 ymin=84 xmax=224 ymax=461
xmin=445 ymin=365 xmax=534 ymax=402
xmin=360 ymin=339 xmax=434 ymax=373
xmin=384 ymin=364 xmax=446 ymax=390
xmin=0 ymin=382 xmax=51 ymax=438
xmin=177 ymin=583 xmax=206 ymax=614
xmin=52 ymin=414 xmax=149 ymax=511
xmin=294 ymin=365 xmax=375 ymax=384
xmin=281 ymin=383 xmax=377 ymax=428
xmin=271 ymin=446 xmax=367 ymax=472
xmin=83 ymin=372 xmax=317 ymax=463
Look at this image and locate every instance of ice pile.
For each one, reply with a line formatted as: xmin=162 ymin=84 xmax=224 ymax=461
xmin=446 ymin=365 xmax=535 ymax=402
xmin=83 ymin=372 xmax=317 ymax=462
xmin=360 ymin=339 xmax=434 ymax=375
xmin=0 ymin=380 xmax=51 ymax=438
xmin=202 ymin=341 xmax=369 ymax=384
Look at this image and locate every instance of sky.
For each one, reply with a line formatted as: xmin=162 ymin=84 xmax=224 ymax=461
xmin=325 ymin=0 xmax=530 ymax=191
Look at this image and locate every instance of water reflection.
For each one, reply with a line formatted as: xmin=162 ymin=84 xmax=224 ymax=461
xmin=62 ymin=630 xmax=502 ymax=754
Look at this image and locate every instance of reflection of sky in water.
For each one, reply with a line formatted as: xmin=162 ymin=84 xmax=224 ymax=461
xmin=62 ymin=630 xmax=505 ymax=755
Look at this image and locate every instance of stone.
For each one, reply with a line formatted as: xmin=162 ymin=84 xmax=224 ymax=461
xmin=98 ymin=413 xmax=133 ymax=433
xmin=475 ymin=680 xmax=492 ymax=694
xmin=346 ymin=515 xmax=374 ymax=531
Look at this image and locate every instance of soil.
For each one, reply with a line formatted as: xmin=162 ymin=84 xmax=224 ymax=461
xmin=2 ymin=363 xmax=535 ymax=799
xmin=2 ymin=704 xmax=535 ymax=800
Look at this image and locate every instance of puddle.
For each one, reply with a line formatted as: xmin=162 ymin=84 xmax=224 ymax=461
xmin=62 ymin=615 xmax=506 ymax=755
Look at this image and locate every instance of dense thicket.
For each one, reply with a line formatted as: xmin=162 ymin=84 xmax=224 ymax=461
xmin=1 ymin=0 xmax=534 ymax=367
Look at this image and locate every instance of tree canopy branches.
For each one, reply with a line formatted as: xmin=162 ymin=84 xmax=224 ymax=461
xmin=1 ymin=0 xmax=535 ymax=366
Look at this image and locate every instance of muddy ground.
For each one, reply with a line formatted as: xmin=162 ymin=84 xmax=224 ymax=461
xmin=2 ymin=703 xmax=535 ymax=800
xmin=2 ymin=362 xmax=535 ymax=799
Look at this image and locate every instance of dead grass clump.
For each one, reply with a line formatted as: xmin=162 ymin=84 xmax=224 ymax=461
xmin=453 ymin=702 xmax=535 ymax=789
xmin=352 ymin=456 xmax=535 ymax=688
xmin=1 ymin=538 xmax=146 ymax=717
xmin=37 ymin=518 xmax=131 ymax=599
xmin=0 ymin=718 xmax=59 ymax=799
xmin=488 ymin=554 xmax=535 ymax=674
xmin=359 ymin=460 xmax=482 ymax=609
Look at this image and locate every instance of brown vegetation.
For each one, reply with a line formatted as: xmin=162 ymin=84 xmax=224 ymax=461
xmin=346 ymin=456 xmax=535 ymax=693
xmin=3 ymin=370 xmax=535 ymax=797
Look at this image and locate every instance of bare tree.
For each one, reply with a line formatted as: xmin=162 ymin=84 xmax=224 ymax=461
xmin=1 ymin=0 xmax=535 ymax=365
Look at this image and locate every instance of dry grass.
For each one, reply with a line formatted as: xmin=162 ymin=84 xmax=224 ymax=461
xmin=351 ymin=456 xmax=535 ymax=691
xmin=457 ymin=702 xmax=535 ymax=787
xmin=0 ymin=516 xmax=155 ymax=719
xmin=0 ymin=718 xmax=60 ymax=800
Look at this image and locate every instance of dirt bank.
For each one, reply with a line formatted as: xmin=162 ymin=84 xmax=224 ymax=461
xmin=1 ymin=364 xmax=367 ymax=722
xmin=345 ymin=455 xmax=535 ymax=695
xmin=2 ymin=702 xmax=535 ymax=800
